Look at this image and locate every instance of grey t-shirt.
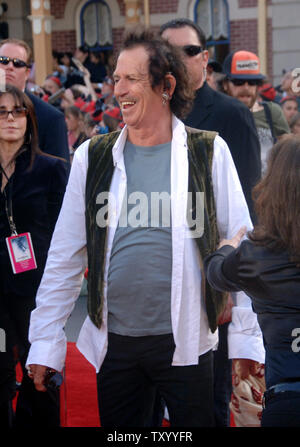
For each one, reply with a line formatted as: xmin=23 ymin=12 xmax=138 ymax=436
xmin=107 ymin=140 xmax=173 ymax=336
xmin=253 ymin=101 xmax=290 ymax=174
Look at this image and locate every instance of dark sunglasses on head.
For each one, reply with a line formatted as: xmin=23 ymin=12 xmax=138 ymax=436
xmin=0 ymin=56 xmax=30 ymax=69
xmin=181 ymin=45 xmax=203 ymax=57
xmin=230 ymin=78 xmax=261 ymax=86
xmin=0 ymin=107 xmax=28 ymax=120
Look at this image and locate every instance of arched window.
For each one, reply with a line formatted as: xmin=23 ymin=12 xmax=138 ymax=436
xmin=194 ymin=0 xmax=230 ymax=62
xmin=80 ymin=0 xmax=113 ymax=51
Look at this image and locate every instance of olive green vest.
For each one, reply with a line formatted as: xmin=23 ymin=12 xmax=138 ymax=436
xmin=85 ymin=128 xmax=227 ymax=333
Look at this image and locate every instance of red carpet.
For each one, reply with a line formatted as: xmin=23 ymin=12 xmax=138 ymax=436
xmin=62 ymin=343 xmax=234 ymax=427
xmin=14 ymin=342 xmax=234 ymax=427
xmin=61 ymin=342 xmax=100 ymax=427
xmin=62 ymin=342 xmax=170 ymax=427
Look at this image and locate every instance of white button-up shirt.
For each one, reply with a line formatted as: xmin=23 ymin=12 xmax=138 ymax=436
xmin=27 ymin=116 xmax=265 ymax=373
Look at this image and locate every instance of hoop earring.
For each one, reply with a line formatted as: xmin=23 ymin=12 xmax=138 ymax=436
xmin=162 ymin=92 xmax=170 ymax=106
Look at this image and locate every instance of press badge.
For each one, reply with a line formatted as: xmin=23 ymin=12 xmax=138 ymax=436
xmin=6 ymin=232 xmax=37 ymax=274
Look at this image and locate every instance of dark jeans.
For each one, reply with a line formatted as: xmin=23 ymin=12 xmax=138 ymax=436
xmin=213 ymin=322 xmax=232 ymax=427
xmin=261 ymin=392 xmax=300 ymax=427
xmin=97 ymin=333 xmax=214 ymax=427
xmin=0 ymin=297 xmax=17 ymax=428
xmin=0 ymin=349 xmax=16 ymax=428
xmin=1 ymin=292 xmax=60 ymax=427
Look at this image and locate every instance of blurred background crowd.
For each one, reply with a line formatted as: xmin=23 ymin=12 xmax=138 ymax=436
xmin=27 ymin=45 xmax=124 ymax=161
xmin=206 ymin=58 xmax=300 ymax=134
xmin=25 ymin=45 xmax=300 ymax=163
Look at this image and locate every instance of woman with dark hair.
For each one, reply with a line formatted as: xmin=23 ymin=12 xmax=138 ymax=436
xmin=65 ymin=105 xmax=87 ymax=159
xmin=290 ymin=112 xmax=300 ymax=135
xmin=204 ymin=134 xmax=300 ymax=427
xmin=0 ymin=85 xmax=68 ymax=427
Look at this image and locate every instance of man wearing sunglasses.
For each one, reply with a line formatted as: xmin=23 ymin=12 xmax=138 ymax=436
xmin=161 ymin=19 xmax=264 ymax=428
xmin=222 ymin=51 xmax=266 ymax=110
xmin=0 ymin=38 xmax=69 ymax=165
xmin=160 ymin=20 xmax=260 ymax=223
xmin=222 ymin=50 xmax=290 ymax=175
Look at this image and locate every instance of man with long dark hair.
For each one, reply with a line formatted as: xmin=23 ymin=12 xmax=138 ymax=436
xmin=26 ymin=29 xmax=263 ymax=427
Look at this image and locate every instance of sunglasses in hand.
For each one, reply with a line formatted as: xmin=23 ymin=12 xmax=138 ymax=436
xmin=0 ymin=56 xmax=31 ymax=69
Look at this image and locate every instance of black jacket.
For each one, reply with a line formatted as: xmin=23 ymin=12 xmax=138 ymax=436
xmin=0 ymin=149 xmax=68 ymax=297
xmin=204 ymin=241 xmax=300 ymax=387
xmin=184 ymin=82 xmax=261 ymax=222
xmin=26 ymin=91 xmax=70 ymax=165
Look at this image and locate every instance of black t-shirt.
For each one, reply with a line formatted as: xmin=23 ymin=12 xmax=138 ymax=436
xmin=184 ymin=82 xmax=261 ymax=222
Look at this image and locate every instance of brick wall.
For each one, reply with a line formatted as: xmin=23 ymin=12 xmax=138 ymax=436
xmin=230 ymin=18 xmax=273 ymax=80
xmin=230 ymin=19 xmax=258 ymax=53
xmin=51 ymin=0 xmax=179 ymax=18
xmin=52 ymin=30 xmax=77 ymax=52
xmin=112 ymin=27 xmax=126 ymax=52
xmin=117 ymin=0 xmax=178 ymax=15
xmin=51 ymin=0 xmax=69 ymax=19
xmin=149 ymin=0 xmax=178 ymax=13
xmin=117 ymin=0 xmax=126 ymax=15
xmin=238 ymin=0 xmax=271 ymax=7
xmin=111 ymin=25 xmax=160 ymax=54
xmin=266 ymin=18 xmax=273 ymax=81
xmin=238 ymin=0 xmax=257 ymax=7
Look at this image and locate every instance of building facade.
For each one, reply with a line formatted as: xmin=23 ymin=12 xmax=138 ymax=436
xmin=0 ymin=0 xmax=299 ymax=84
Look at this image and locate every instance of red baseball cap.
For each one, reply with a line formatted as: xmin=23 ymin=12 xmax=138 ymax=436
xmin=104 ymin=107 xmax=122 ymax=121
xmin=223 ymin=51 xmax=265 ymax=80
xmin=280 ymin=95 xmax=298 ymax=105
xmin=258 ymin=83 xmax=277 ymax=101
xmin=49 ymin=76 xmax=62 ymax=87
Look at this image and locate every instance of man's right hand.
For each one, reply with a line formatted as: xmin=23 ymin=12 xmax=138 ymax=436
xmin=28 ymin=364 xmax=56 ymax=392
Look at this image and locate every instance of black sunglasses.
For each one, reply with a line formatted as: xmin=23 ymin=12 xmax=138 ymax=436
xmin=0 ymin=56 xmax=30 ymax=69
xmin=230 ymin=78 xmax=261 ymax=86
xmin=181 ymin=45 xmax=203 ymax=57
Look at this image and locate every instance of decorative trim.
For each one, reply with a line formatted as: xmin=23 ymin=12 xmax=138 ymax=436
xmin=44 ymin=18 xmax=52 ymax=34
xmin=44 ymin=0 xmax=51 ymax=10
xmin=32 ymin=0 xmax=41 ymax=10
xmin=28 ymin=14 xmax=54 ymax=35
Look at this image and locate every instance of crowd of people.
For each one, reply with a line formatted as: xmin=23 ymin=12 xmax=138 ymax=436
xmin=0 ymin=18 xmax=299 ymax=430
xmin=26 ymin=34 xmax=300 ymax=168
xmin=207 ymin=53 xmax=300 ymax=137
xmin=27 ymin=46 xmax=124 ymax=162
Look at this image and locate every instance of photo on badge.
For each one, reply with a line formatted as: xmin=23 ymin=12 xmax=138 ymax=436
xmin=6 ymin=232 xmax=37 ymax=274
